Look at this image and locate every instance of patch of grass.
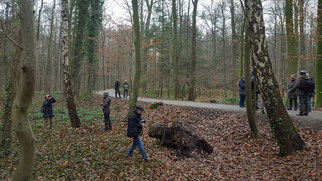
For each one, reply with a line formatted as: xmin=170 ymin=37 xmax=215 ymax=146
xmin=219 ymin=97 xmax=239 ymax=104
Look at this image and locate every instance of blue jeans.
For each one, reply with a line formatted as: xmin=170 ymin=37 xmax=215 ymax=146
xmin=128 ymin=135 xmax=147 ymax=159
xmin=115 ymin=88 xmax=121 ymax=98
xmin=308 ymin=97 xmax=312 ymax=112
xmin=123 ymin=90 xmax=129 ymax=98
xmin=289 ymin=98 xmax=298 ymax=110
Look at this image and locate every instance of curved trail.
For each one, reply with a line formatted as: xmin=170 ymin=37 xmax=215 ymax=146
xmin=97 ymin=89 xmax=322 ymax=130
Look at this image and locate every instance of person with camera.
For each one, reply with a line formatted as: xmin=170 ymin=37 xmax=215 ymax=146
xmin=41 ymin=94 xmax=56 ymax=130
xmin=127 ymin=106 xmax=148 ymax=161
xmin=101 ymin=92 xmax=112 ymax=131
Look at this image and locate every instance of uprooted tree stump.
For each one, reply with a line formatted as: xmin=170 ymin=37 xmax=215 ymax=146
xmin=148 ymin=122 xmax=213 ymax=157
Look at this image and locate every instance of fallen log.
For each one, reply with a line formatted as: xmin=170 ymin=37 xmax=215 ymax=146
xmin=148 ymin=122 xmax=213 ymax=157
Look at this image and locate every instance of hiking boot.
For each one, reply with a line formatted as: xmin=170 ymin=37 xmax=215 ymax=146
xmin=296 ymin=114 xmax=305 ymax=116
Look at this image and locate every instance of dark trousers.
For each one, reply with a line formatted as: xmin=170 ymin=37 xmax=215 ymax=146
xmin=239 ymin=94 xmax=245 ymax=107
xmin=299 ymin=95 xmax=308 ymax=115
xmin=289 ymin=98 xmax=298 ymax=110
xmin=115 ymin=88 xmax=121 ymax=98
xmin=123 ymin=90 xmax=128 ymax=98
xmin=104 ymin=113 xmax=111 ymax=130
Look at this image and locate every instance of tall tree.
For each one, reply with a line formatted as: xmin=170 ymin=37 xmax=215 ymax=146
xmin=45 ymin=0 xmax=56 ymax=92
xmin=71 ymin=0 xmax=90 ymax=100
xmin=188 ymin=0 xmax=198 ymax=101
xmin=286 ymin=0 xmax=298 ymax=76
xmin=316 ymin=0 xmax=322 ymax=107
xmin=245 ymin=0 xmax=305 ymax=156
xmin=230 ymin=0 xmax=238 ymax=96
xmin=244 ymin=20 xmax=260 ymax=139
xmin=299 ymin=0 xmax=306 ymax=70
xmin=87 ymin=0 xmax=104 ymax=91
xmin=129 ymin=0 xmax=142 ymax=113
xmin=61 ymin=0 xmax=81 ymax=128
xmin=12 ymin=0 xmax=37 ymax=179
xmin=172 ymin=0 xmax=180 ymax=99
xmin=0 ymin=29 xmax=22 ymax=157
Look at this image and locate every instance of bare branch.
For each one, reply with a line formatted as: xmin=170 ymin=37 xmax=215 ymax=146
xmin=0 ymin=29 xmax=23 ymax=50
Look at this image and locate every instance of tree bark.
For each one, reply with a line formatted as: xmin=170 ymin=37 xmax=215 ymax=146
xmin=230 ymin=0 xmax=238 ymax=97
xmin=12 ymin=0 xmax=37 ymax=179
xmin=0 ymin=29 xmax=22 ymax=157
xmin=286 ymin=0 xmax=298 ymax=76
xmin=246 ymin=0 xmax=305 ymax=156
xmin=244 ymin=20 xmax=260 ymax=139
xmin=188 ymin=0 xmax=198 ymax=101
xmin=299 ymin=0 xmax=306 ymax=70
xmin=172 ymin=0 xmax=180 ymax=99
xmin=61 ymin=0 xmax=81 ymax=128
xmin=129 ymin=0 xmax=142 ymax=113
xmin=316 ymin=0 xmax=322 ymax=107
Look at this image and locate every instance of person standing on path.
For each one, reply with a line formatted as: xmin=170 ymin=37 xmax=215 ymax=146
xmin=289 ymin=70 xmax=310 ymax=116
xmin=238 ymin=77 xmax=246 ymax=107
xmin=123 ymin=80 xmax=130 ymax=98
xmin=287 ymin=74 xmax=298 ymax=111
xmin=306 ymin=74 xmax=315 ymax=112
xmin=41 ymin=94 xmax=56 ymax=129
xmin=127 ymin=106 xmax=148 ymax=161
xmin=101 ymin=92 xmax=112 ymax=131
xmin=115 ymin=80 xmax=121 ymax=98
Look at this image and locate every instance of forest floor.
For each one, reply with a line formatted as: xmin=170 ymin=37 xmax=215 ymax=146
xmin=0 ymin=93 xmax=321 ymax=180
xmin=98 ymin=89 xmax=322 ymax=131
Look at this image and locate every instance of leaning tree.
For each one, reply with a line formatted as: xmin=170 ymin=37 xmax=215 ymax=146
xmin=245 ymin=0 xmax=305 ymax=156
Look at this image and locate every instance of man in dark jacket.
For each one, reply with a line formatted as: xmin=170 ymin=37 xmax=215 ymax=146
xmin=289 ymin=70 xmax=310 ymax=116
xmin=239 ymin=77 xmax=246 ymax=107
xmin=127 ymin=106 xmax=148 ymax=161
xmin=287 ymin=74 xmax=298 ymax=111
xmin=115 ymin=81 xmax=121 ymax=98
xmin=41 ymin=94 xmax=56 ymax=129
xmin=101 ymin=92 xmax=112 ymax=131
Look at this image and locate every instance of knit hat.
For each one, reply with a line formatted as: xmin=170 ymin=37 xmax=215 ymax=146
xmin=135 ymin=106 xmax=145 ymax=111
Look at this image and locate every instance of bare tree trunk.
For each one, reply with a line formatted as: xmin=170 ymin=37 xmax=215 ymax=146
xmin=61 ymin=0 xmax=81 ymax=128
xmin=188 ymin=0 xmax=198 ymax=101
xmin=230 ymin=0 xmax=238 ymax=97
xmin=246 ymin=0 xmax=305 ymax=156
xmin=36 ymin=0 xmax=44 ymax=41
xmin=0 ymin=29 xmax=22 ymax=157
xmin=172 ymin=0 xmax=180 ymax=99
xmin=286 ymin=0 xmax=298 ymax=76
xmin=129 ymin=0 xmax=142 ymax=113
xmin=45 ymin=0 xmax=56 ymax=93
xmin=12 ymin=0 xmax=37 ymax=179
xmin=244 ymin=20 xmax=260 ymax=139
xmin=299 ymin=0 xmax=306 ymax=70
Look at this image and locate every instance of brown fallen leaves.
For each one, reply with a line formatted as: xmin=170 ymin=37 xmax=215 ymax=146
xmin=0 ymin=96 xmax=321 ymax=180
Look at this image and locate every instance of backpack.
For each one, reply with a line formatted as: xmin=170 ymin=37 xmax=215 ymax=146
xmin=302 ymin=78 xmax=314 ymax=94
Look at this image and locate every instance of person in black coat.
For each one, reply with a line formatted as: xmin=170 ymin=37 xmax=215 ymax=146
xmin=41 ymin=94 xmax=56 ymax=129
xmin=127 ymin=106 xmax=148 ymax=161
xmin=114 ymin=81 xmax=121 ymax=98
xmin=238 ymin=77 xmax=246 ymax=107
xmin=287 ymin=74 xmax=298 ymax=111
xmin=101 ymin=92 xmax=112 ymax=131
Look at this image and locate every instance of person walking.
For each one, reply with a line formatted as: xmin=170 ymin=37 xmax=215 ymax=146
xmin=115 ymin=80 xmax=121 ymax=98
xmin=127 ymin=106 xmax=148 ymax=161
xmin=101 ymin=92 xmax=112 ymax=131
xmin=289 ymin=70 xmax=310 ymax=116
xmin=41 ymin=94 xmax=56 ymax=129
xmin=238 ymin=77 xmax=246 ymax=107
xmin=123 ymin=80 xmax=130 ymax=98
xmin=287 ymin=74 xmax=298 ymax=111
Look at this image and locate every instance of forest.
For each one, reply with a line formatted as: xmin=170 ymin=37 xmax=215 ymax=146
xmin=0 ymin=0 xmax=321 ymax=180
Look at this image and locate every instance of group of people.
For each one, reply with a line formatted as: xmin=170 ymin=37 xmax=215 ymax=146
xmin=41 ymin=92 xmax=149 ymax=161
xmin=238 ymin=70 xmax=315 ymax=116
xmin=287 ymin=70 xmax=315 ymax=116
xmin=114 ymin=80 xmax=130 ymax=98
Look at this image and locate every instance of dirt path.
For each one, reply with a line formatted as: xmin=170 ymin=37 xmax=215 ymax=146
xmin=97 ymin=89 xmax=322 ymax=130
